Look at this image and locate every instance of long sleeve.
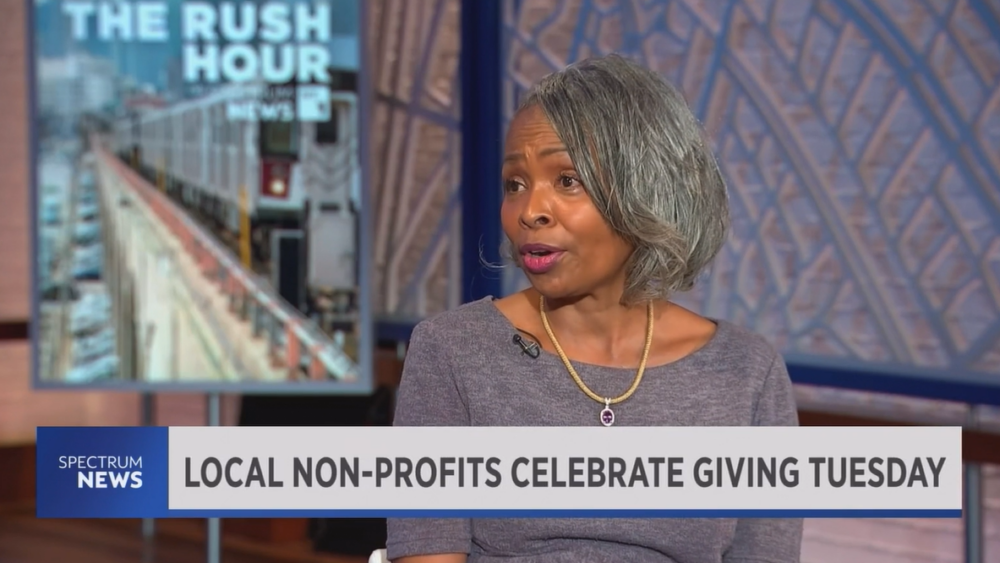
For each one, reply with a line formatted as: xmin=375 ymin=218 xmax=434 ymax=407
xmin=385 ymin=320 xmax=472 ymax=560
xmin=724 ymin=353 xmax=804 ymax=563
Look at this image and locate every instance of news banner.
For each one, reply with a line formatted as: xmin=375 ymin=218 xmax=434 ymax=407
xmin=36 ymin=426 xmax=962 ymax=518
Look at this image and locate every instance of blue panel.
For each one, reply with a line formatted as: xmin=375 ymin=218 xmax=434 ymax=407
xmin=376 ymin=317 xmax=419 ymax=343
xmin=788 ymin=364 xmax=1000 ymax=407
xmin=461 ymin=0 xmax=505 ymax=303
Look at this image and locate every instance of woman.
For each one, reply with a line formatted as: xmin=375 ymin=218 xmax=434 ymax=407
xmin=386 ymin=54 xmax=802 ymax=563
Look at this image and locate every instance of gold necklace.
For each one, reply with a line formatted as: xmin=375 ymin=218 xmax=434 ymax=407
xmin=538 ymin=295 xmax=654 ymax=426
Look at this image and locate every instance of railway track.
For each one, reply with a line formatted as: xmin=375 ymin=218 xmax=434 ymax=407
xmin=112 ymin=150 xmax=357 ymax=354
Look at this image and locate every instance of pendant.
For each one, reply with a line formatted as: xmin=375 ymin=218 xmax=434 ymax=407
xmin=600 ymin=398 xmax=615 ymax=427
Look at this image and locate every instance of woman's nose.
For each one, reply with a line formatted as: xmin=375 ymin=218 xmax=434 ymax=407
xmin=519 ymin=187 xmax=553 ymax=228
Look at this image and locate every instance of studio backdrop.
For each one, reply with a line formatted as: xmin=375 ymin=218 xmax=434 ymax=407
xmin=497 ymin=0 xmax=1000 ymax=405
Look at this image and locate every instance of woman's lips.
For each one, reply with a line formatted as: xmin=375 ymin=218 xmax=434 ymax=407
xmin=521 ymin=251 xmax=565 ymax=274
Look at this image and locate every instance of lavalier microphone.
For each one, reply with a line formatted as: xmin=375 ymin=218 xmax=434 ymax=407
xmin=512 ymin=333 xmax=541 ymax=359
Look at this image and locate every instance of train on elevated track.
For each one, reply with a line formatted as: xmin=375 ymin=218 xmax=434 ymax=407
xmin=110 ymin=76 xmax=360 ymax=326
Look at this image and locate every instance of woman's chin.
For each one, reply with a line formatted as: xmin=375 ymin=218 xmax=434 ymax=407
xmin=524 ymin=277 xmax=576 ymax=301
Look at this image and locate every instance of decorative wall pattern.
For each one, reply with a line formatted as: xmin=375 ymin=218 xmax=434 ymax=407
xmin=368 ymin=0 xmax=463 ymax=319
xmin=502 ymin=0 xmax=1000 ymax=381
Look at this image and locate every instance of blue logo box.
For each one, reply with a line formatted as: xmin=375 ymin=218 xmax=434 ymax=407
xmin=36 ymin=427 xmax=169 ymax=518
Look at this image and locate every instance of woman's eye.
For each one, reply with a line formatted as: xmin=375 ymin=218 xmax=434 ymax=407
xmin=503 ymin=179 xmax=524 ymax=192
xmin=559 ymin=175 xmax=580 ymax=188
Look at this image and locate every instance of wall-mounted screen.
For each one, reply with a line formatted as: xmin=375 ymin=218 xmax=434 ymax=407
xmin=30 ymin=0 xmax=373 ymax=393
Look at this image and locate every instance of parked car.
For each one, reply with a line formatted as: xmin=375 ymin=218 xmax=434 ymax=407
xmin=78 ymin=169 xmax=95 ymax=190
xmin=70 ymin=292 xmax=111 ymax=334
xmin=74 ymin=220 xmax=101 ymax=245
xmin=40 ymin=195 xmax=62 ymax=225
xmin=77 ymin=201 xmax=99 ymax=221
xmin=72 ymin=245 xmax=103 ymax=280
xmin=39 ymin=283 xmax=80 ymax=302
xmin=65 ymin=354 xmax=119 ymax=383
xmin=72 ymin=327 xmax=116 ymax=364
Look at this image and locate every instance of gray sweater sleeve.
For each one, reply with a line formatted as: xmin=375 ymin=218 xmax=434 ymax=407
xmin=386 ymin=320 xmax=472 ymax=560
xmin=723 ymin=353 xmax=804 ymax=563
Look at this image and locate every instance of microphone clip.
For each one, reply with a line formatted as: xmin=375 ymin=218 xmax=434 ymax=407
xmin=513 ymin=334 xmax=540 ymax=359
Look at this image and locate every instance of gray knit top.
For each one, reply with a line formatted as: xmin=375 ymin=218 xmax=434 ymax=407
xmin=387 ymin=297 xmax=803 ymax=563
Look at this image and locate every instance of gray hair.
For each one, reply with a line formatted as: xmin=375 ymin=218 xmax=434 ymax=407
xmin=508 ymin=54 xmax=730 ymax=305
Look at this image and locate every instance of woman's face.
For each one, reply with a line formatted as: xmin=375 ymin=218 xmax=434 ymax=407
xmin=500 ymin=105 xmax=634 ymax=301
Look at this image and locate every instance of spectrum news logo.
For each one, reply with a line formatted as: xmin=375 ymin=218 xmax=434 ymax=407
xmin=58 ymin=455 xmax=143 ymax=489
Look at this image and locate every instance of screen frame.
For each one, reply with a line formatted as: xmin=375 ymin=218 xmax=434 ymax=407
xmin=28 ymin=0 xmax=375 ymax=395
